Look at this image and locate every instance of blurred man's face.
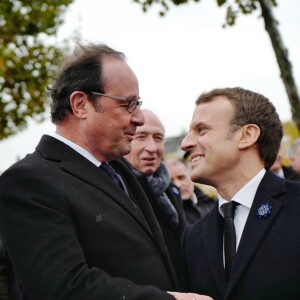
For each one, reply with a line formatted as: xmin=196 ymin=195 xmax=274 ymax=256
xmin=289 ymin=146 xmax=300 ymax=174
xmin=166 ymin=161 xmax=194 ymax=200
xmin=270 ymin=146 xmax=283 ymax=174
xmin=125 ymin=110 xmax=164 ymax=176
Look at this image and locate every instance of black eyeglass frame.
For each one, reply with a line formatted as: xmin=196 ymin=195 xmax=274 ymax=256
xmin=91 ymin=92 xmax=142 ymax=113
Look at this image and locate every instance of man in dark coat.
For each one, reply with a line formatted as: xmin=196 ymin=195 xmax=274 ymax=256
xmin=0 ymin=43 xmax=198 ymax=300
xmin=270 ymin=144 xmax=300 ymax=181
xmin=170 ymin=87 xmax=300 ymax=300
xmin=124 ymin=110 xmax=186 ymax=282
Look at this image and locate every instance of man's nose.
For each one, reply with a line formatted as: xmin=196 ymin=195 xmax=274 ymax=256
xmin=181 ymin=132 xmax=194 ymax=153
xmin=132 ymin=107 xmax=145 ymax=126
xmin=145 ymin=138 xmax=158 ymax=152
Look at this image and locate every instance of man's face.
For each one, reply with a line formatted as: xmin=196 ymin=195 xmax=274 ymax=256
xmin=181 ymin=96 xmax=241 ymax=187
xmin=81 ymin=57 xmax=145 ymax=161
xmin=167 ymin=161 xmax=194 ymax=200
xmin=125 ymin=111 xmax=165 ymax=176
xmin=289 ymin=146 xmax=300 ymax=174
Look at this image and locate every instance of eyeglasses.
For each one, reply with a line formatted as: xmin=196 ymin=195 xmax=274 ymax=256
xmin=91 ymin=92 xmax=142 ymax=113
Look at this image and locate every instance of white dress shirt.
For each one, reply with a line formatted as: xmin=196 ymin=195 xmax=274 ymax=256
xmin=50 ymin=133 xmax=102 ymax=167
xmin=218 ymin=168 xmax=266 ymax=255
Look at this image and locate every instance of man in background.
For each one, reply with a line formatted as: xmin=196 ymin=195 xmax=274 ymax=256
xmin=165 ymin=158 xmax=216 ymax=225
xmin=288 ymin=138 xmax=300 ymax=176
xmin=124 ymin=109 xmax=186 ymax=281
xmin=270 ymin=143 xmax=300 ymax=181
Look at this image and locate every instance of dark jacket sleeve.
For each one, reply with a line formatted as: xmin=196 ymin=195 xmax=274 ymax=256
xmin=0 ymin=166 xmax=175 ymax=300
xmin=0 ymin=239 xmax=11 ymax=300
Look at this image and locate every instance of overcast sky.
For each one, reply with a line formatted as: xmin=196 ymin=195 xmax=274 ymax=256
xmin=1 ymin=0 xmax=299 ymax=172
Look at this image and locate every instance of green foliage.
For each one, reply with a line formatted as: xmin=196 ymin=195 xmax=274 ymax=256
xmin=134 ymin=0 xmax=300 ymax=134
xmin=0 ymin=0 xmax=74 ymax=140
xmin=133 ymin=0 xmax=200 ymax=16
xmin=133 ymin=0 xmax=277 ymax=24
xmin=220 ymin=0 xmax=276 ymax=27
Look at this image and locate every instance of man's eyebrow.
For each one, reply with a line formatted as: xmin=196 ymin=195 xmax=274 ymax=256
xmin=191 ymin=121 xmax=207 ymax=128
xmin=135 ymin=131 xmax=164 ymax=136
xmin=135 ymin=131 xmax=148 ymax=135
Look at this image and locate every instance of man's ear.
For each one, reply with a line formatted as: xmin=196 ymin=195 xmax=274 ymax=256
xmin=69 ymin=91 xmax=88 ymax=119
xmin=238 ymin=124 xmax=260 ymax=150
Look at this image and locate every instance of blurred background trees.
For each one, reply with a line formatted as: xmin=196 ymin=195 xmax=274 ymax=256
xmin=0 ymin=0 xmax=74 ymax=140
xmin=133 ymin=0 xmax=300 ymax=132
xmin=1 ymin=0 xmax=299 ymax=154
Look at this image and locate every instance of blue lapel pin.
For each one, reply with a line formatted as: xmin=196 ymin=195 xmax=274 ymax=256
xmin=256 ymin=203 xmax=272 ymax=219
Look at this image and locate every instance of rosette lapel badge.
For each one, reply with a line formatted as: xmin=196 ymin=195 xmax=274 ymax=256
xmin=256 ymin=203 xmax=272 ymax=219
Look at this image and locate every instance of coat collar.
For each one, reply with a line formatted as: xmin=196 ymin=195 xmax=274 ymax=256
xmin=226 ymin=170 xmax=285 ymax=298
xmin=36 ymin=135 xmax=152 ymax=236
xmin=36 ymin=135 xmax=179 ymax=289
xmin=203 ymin=171 xmax=285 ymax=298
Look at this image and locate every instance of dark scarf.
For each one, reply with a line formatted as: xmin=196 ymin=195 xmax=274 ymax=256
xmin=129 ymin=162 xmax=179 ymax=226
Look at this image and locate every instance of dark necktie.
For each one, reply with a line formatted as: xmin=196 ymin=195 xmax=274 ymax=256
xmin=100 ymin=163 xmax=129 ymax=196
xmin=221 ymin=201 xmax=239 ymax=278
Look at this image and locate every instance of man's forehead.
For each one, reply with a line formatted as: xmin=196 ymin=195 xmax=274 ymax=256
xmin=135 ymin=128 xmax=164 ymax=136
xmin=171 ymin=164 xmax=188 ymax=175
xmin=191 ymin=99 xmax=234 ymax=126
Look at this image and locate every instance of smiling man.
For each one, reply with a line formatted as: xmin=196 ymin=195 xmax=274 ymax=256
xmin=169 ymin=87 xmax=300 ymax=300
xmin=124 ymin=109 xmax=186 ymax=284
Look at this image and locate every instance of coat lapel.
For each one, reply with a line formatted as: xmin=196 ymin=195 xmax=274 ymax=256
xmin=36 ymin=135 xmax=153 ymax=238
xmin=166 ymin=186 xmax=186 ymax=235
xmin=114 ymin=159 xmax=180 ymax=289
xmin=37 ymin=136 xmax=179 ymax=289
xmin=111 ymin=159 xmax=168 ymax=247
xmin=226 ymin=171 xmax=285 ymax=297
xmin=203 ymin=206 xmax=227 ymax=296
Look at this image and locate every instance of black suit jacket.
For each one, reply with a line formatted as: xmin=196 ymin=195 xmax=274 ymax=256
xmin=0 ymin=135 xmax=177 ymax=300
xmin=121 ymin=159 xmax=185 ymax=284
xmin=182 ymin=170 xmax=300 ymax=300
xmin=183 ymin=186 xmax=216 ymax=225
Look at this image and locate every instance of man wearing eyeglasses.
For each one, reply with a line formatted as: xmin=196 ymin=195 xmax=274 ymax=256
xmin=0 ymin=43 xmax=211 ymax=300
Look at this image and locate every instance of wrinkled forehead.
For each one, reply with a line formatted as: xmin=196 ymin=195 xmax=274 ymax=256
xmin=168 ymin=162 xmax=190 ymax=176
xmin=135 ymin=126 xmax=165 ymax=138
xmin=136 ymin=110 xmax=165 ymax=136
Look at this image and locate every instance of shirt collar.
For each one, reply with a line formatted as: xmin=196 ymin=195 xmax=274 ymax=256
xmin=218 ymin=168 xmax=266 ymax=215
xmin=275 ymin=167 xmax=285 ymax=178
xmin=191 ymin=192 xmax=198 ymax=204
xmin=50 ymin=133 xmax=102 ymax=167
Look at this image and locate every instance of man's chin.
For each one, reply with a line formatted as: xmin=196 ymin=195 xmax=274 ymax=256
xmin=191 ymin=172 xmax=203 ymax=183
xmin=114 ymin=149 xmax=131 ymax=161
xmin=141 ymin=167 xmax=156 ymax=176
xmin=181 ymin=193 xmax=191 ymax=199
